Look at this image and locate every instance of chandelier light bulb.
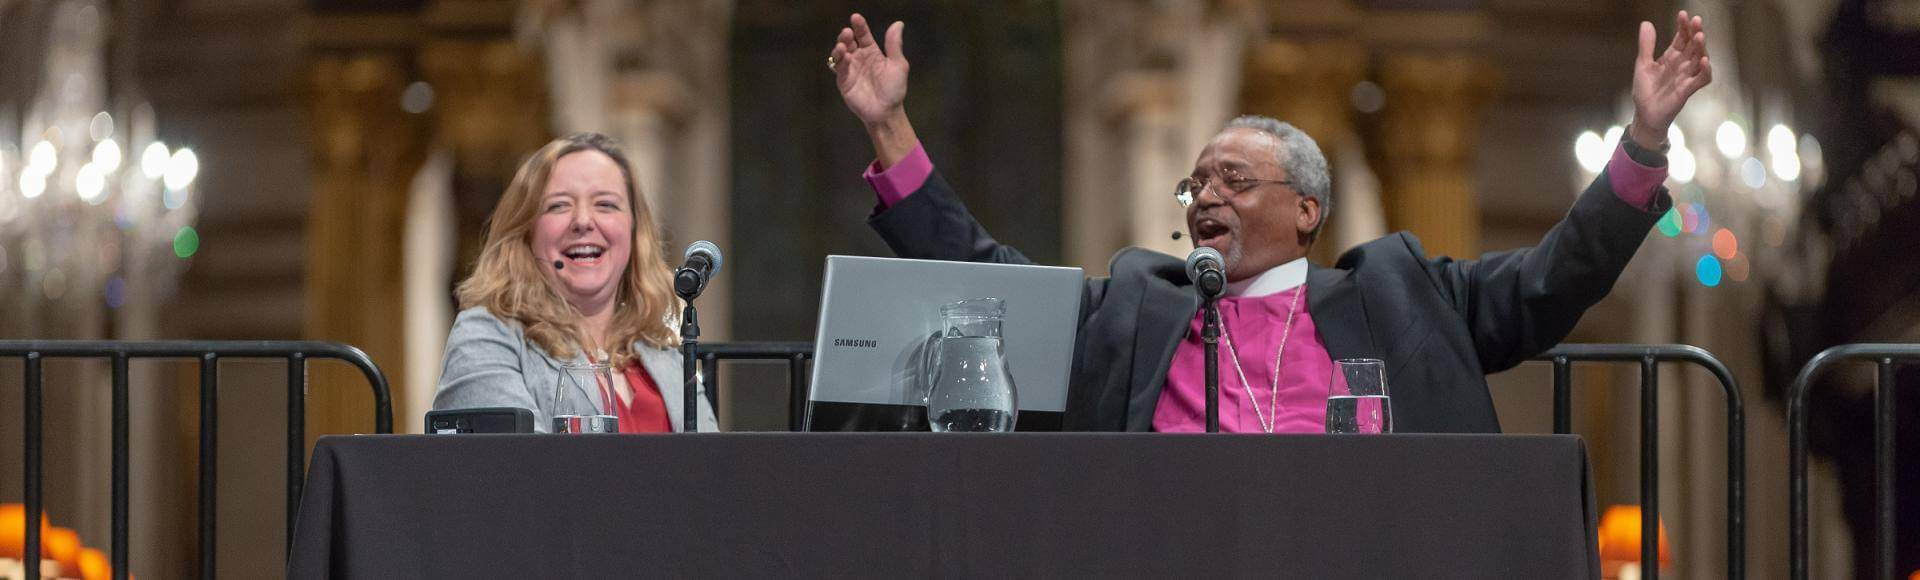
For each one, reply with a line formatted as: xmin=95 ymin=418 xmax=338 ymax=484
xmin=163 ymin=147 xmax=198 ymax=191
xmin=29 ymin=140 xmax=57 ymax=175
xmin=1575 ymin=131 xmax=1608 ymax=173
xmin=1767 ymin=124 xmax=1796 ymax=157
xmin=92 ymin=139 xmax=121 ymax=173
xmin=1671 ymin=146 xmax=1697 ymax=184
xmin=1764 ymin=125 xmax=1800 ymax=181
xmin=21 ymin=171 xmax=46 ymax=199
xmin=77 ymin=162 xmax=106 ymax=203
xmin=89 ymin=112 xmax=114 ymax=141
xmin=142 ymin=141 xmax=170 ymax=179
xmin=1716 ymin=120 xmax=1746 ymax=159
xmin=1773 ymin=151 xmax=1802 ymax=182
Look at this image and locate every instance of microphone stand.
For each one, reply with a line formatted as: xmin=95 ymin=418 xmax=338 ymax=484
xmin=678 ymin=296 xmax=700 ymax=433
xmin=1202 ymin=297 xmax=1221 ymax=433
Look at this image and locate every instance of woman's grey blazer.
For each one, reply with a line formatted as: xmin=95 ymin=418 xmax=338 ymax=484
xmin=433 ymin=307 xmax=718 ymax=432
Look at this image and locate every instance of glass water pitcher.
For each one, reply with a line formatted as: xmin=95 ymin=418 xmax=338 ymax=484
xmin=926 ymin=298 xmax=1019 ymax=432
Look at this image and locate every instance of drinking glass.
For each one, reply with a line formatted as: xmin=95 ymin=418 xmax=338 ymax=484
xmin=553 ymin=361 xmax=619 ymax=433
xmin=1326 ymin=358 xmax=1392 ymax=434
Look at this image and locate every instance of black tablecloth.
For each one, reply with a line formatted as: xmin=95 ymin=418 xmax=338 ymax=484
xmin=288 ymin=434 xmax=1598 ymax=579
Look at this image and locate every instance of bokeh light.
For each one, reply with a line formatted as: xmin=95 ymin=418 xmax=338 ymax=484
xmin=92 ymin=139 xmax=121 ymax=173
xmin=1763 ymin=216 xmax=1786 ymax=247
xmin=1716 ymin=120 xmax=1746 ymax=159
xmin=88 ymin=111 xmax=114 ymax=141
xmin=28 ymin=140 xmax=57 ymax=174
xmin=105 ymin=276 xmax=126 ymax=309
xmin=1799 ymin=134 xmax=1826 ymax=187
xmin=1727 ymin=252 xmax=1750 ymax=283
xmin=19 ymin=171 xmax=46 ymax=199
xmin=1740 ymin=157 xmax=1767 ymax=188
xmin=141 ymin=141 xmax=170 ymax=179
xmin=1712 ymin=228 xmax=1738 ymax=259
xmin=173 ymin=226 xmax=200 ymax=258
xmin=164 ymin=147 xmax=199 ymax=191
xmin=1768 ymin=125 xmax=1800 ymax=181
xmin=1350 ymin=81 xmax=1385 ymax=114
xmin=1671 ymin=147 xmax=1697 ymax=183
xmin=1695 ymin=255 xmax=1722 ymax=287
xmin=1575 ymin=131 xmax=1608 ymax=173
xmin=1656 ymin=208 xmax=1682 ymax=237
xmin=1767 ymin=124 xmax=1796 ymax=156
xmin=1680 ymin=204 xmax=1698 ymax=233
xmin=402 ymin=81 xmax=436 ymax=114
xmin=76 ymin=162 xmax=106 ymax=204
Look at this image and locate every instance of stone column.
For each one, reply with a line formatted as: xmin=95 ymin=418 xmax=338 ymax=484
xmin=305 ymin=53 xmax=429 ymax=437
xmin=1370 ymin=53 xmax=1496 ymax=260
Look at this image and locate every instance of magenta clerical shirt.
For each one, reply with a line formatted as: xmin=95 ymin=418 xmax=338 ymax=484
xmin=1153 ymin=259 xmax=1330 ymax=432
xmin=862 ymin=139 xmax=1667 ymax=433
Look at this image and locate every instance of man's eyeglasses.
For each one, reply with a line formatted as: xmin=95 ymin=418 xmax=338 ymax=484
xmin=1174 ymin=174 xmax=1294 ymax=207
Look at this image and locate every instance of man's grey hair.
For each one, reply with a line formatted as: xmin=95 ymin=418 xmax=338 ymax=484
xmin=1222 ymin=115 xmax=1332 ymax=237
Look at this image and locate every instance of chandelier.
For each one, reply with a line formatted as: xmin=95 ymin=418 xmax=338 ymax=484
xmin=0 ymin=0 xmax=199 ymax=321
xmin=1573 ymin=114 xmax=1823 ymax=288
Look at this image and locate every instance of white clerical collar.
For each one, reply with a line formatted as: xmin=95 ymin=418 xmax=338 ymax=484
xmin=1226 ymin=257 xmax=1309 ymax=297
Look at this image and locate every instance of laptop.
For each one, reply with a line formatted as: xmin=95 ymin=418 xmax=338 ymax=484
xmin=806 ymin=255 xmax=1083 ymax=431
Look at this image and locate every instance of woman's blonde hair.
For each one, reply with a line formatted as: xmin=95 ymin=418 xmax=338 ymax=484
xmin=457 ymin=133 xmax=679 ymax=367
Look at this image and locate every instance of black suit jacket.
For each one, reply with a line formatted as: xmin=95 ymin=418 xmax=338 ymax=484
xmin=869 ymin=166 xmax=1669 ymax=432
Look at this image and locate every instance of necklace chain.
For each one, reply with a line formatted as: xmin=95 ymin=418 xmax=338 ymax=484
xmin=1221 ymin=285 xmax=1302 ymax=434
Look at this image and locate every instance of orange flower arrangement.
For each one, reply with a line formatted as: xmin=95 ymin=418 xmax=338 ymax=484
xmin=0 ymin=503 xmax=119 ymax=580
xmin=1597 ymin=504 xmax=1671 ymax=578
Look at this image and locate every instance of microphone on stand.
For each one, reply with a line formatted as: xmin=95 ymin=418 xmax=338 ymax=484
xmin=674 ymin=241 xmax=723 ymax=433
xmin=1186 ymin=247 xmax=1227 ymax=433
xmin=1185 ymin=247 xmax=1226 ymax=300
xmin=674 ymin=240 xmax=723 ymax=300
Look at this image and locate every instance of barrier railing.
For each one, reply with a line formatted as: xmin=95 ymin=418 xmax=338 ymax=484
xmin=1787 ymin=343 xmax=1918 ymax=580
xmin=1529 ymin=344 xmax=1746 ymax=580
xmin=1 ymin=340 xmax=392 ymax=580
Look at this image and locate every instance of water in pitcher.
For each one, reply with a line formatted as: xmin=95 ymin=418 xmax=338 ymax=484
xmin=927 ymin=336 xmax=1018 ymax=432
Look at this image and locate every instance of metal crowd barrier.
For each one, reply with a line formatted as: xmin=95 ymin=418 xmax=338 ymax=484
xmin=1529 ymin=344 xmax=1746 ymax=580
xmin=1 ymin=340 xmax=392 ymax=580
xmin=1788 ymin=343 xmax=1918 ymax=580
xmin=694 ymin=341 xmax=813 ymax=431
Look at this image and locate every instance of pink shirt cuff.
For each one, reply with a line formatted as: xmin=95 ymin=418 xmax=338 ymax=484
xmin=1606 ymin=143 xmax=1667 ymax=210
xmin=863 ymin=142 xmax=933 ymax=209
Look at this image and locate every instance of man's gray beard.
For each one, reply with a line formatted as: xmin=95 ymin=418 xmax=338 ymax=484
xmin=1222 ymin=240 xmax=1245 ymax=280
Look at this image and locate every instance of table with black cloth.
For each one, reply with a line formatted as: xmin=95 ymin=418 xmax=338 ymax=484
xmin=288 ymin=433 xmax=1599 ymax=579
